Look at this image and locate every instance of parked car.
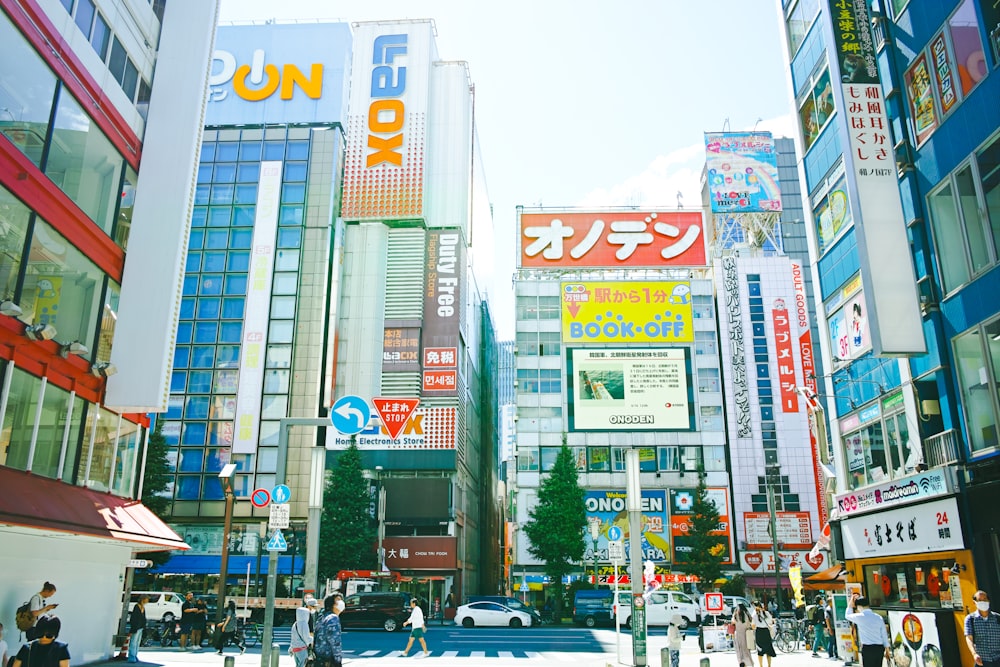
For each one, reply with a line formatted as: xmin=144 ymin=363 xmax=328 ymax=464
xmin=616 ymin=590 xmax=701 ymax=629
xmin=339 ymin=591 xmax=416 ymax=632
xmin=129 ymin=591 xmax=185 ymax=622
xmin=466 ymin=596 xmax=542 ymax=625
xmin=455 ymin=601 xmax=532 ymax=628
xmin=572 ymin=589 xmax=616 ymax=628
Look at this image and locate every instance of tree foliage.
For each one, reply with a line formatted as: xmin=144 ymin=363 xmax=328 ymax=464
xmin=141 ymin=419 xmax=173 ymax=567
xmin=684 ymin=469 xmax=726 ymax=590
xmin=318 ymin=443 xmax=376 ymax=581
xmin=522 ymin=444 xmax=586 ymax=617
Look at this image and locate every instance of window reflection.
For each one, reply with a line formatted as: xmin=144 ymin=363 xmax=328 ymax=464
xmin=0 ymin=15 xmax=58 ymax=167
xmin=0 ymin=185 xmax=31 ymax=301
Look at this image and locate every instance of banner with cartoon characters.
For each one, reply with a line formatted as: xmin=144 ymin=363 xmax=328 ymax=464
xmin=583 ymin=490 xmax=670 ymax=563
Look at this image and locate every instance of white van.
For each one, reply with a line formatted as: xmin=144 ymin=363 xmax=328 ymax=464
xmin=129 ymin=591 xmax=185 ymax=622
xmin=617 ymin=590 xmax=701 ymax=629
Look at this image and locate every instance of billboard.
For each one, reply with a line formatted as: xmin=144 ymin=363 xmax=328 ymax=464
xmin=560 ymin=281 xmax=694 ymax=344
xmin=341 ymin=22 xmax=434 ymax=221
xmin=383 ymin=536 xmax=457 ymax=569
xmin=840 ymin=497 xmax=965 ymax=559
xmin=669 ymin=487 xmax=733 ymax=565
xmin=814 ymin=176 xmax=853 ymax=254
xmin=584 ymin=490 xmax=670 ymax=562
xmin=790 ymin=263 xmax=817 ymax=395
xmin=704 ymin=132 xmax=782 ymax=213
xmin=828 ymin=288 xmax=871 ymax=363
xmin=326 ymin=406 xmax=456 ymax=449
xmin=826 ymin=0 xmax=925 ymax=355
xmin=743 ymin=511 xmax=814 ymax=548
xmin=421 ymin=229 xmax=464 ymax=396
xmin=232 ymin=161 xmax=282 ymax=454
xmin=519 ymin=210 xmax=706 ymax=269
xmin=382 ymin=325 xmax=420 ymax=372
xmin=207 ymin=24 xmax=351 ymax=126
xmin=771 ymin=299 xmax=800 ymax=413
xmin=567 ymin=348 xmax=694 ymax=431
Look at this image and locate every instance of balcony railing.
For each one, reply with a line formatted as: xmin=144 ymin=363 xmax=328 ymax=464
xmin=925 ymin=429 xmax=961 ymax=467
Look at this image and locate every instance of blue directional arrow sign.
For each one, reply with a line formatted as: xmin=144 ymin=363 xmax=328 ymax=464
xmin=607 ymin=526 xmax=623 ymax=541
xmin=330 ymin=395 xmax=371 ymax=435
xmin=266 ymin=529 xmax=288 ymax=552
xmin=271 ymin=484 xmax=291 ymax=504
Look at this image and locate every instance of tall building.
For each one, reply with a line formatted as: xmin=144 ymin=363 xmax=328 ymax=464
xmin=152 ymin=19 xmax=500 ymax=604
xmin=511 ymin=207 xmax=729 ymax=600
xmin=777 ymin=0 xmax=999 ymax=662
xmin=0 ymin=0 xmax=217 ymax=659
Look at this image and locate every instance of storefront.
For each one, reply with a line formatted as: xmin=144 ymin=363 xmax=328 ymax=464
xmin=835 ymin=467 xmax=973 ymax=666
xmin=384 ymin=536 xmax=458 ymax=619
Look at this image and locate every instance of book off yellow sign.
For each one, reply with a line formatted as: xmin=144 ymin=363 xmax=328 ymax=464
xmin=561 ymin=281 xmax=694 ymax=343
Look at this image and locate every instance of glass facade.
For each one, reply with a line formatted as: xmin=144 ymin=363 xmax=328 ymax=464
xmin=165 ymin=127 xmax=310 ymax=505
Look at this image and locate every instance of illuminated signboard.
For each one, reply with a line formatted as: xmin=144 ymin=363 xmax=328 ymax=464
xmin=519 ymin=210 xmax=706 ymax=269
xmin=561 ymin=281 xmax=694 ymax=344
xmin=567 ymin=348 xmax=695 ymax=432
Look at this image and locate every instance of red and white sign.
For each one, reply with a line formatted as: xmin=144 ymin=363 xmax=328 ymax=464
xmin=771 ymin=299 xmax=799 ymax=413
xmin=743 ymin=511 xmax=814 ymax=548
xmin=422 ymin=370 xmax=456 ymax=392
xmin=250 ymin=488 xmax=271 ymax=508
xmin=423 ymin=347 xmax=457 ymax=368
xmin=372 ymin=397 xmax=420 ymax=440
xmin=519 ymin=211 xmax=707 ymax=269
xmin=704 ymin=592 xmax=724 ymax=614
xmin=740 ymin=550 xmax=826 ymax=574
xmin=790 ymin=262 xmax=816 ymax=395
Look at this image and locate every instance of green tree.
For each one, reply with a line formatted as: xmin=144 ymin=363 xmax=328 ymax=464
xmin=318 ymin=443 xmax=376 ymax=581
xmin=522 ymin=443 xmax=586 ymax=621
xmin=684 ymin=469 xmax=726 ymax=590
xmin=141 ymin=419 xmax=173 ymax=567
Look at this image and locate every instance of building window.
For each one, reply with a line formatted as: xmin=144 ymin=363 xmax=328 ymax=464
xmin=611 ymin=447 xmax=626 ymax=472
xmin=798 ymin=66 xmax=834 ymax=152
xmin=588 ymin=447 xmax=610 ymax=472
xmin=949 ymin=0 xmax=987 ymax=97
xmin=977 ymin=133 xmax=1000 ymax=252
xmin=955 ymin=321 xmax=1000 ymax=454
xmin=785 ymin=0 xmax=819 ymax=57
xmin=0 ymin=185 xmax=32 ymax=301
xmin=517 ymin=448 xmax=539 ymax=471
xmin=0 ymin=16 xmax=60 ymax=168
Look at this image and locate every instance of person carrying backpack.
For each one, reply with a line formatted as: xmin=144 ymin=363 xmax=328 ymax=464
xmin=16 ymin=583 xmax=58 ymax=641
xmin=811 ymin=595 xmax=827 ymax=657
xmin=313 ymin=596 xmax=342 ymax=667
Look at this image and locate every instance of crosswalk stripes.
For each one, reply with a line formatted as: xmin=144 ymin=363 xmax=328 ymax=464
xmin=497 ymin=651 xmax=514 ymax=658
xmin=470 ymin=651 xmax=486 ymax=658
xmin=439 ymin=651 xmax=458 ymax=658
xmin=358 ymin=650 xmax=380 ymax=657
xmin=341 ymin=650 xmax=610 ymax=660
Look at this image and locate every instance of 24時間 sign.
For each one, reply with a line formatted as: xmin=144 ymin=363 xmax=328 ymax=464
xmin=561 ymin=281 xmax=694 ymax=343
xmin=520 ymin=211 xmax=706 ymax=269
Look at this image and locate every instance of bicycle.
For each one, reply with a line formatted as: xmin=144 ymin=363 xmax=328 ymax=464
xmin=774 ymin=617 xmax=810 ymax=653
xmin=238 ymin=619 xmax=261 ymax=648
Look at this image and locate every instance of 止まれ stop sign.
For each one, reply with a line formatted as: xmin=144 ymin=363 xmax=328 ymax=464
xmin=372 ymin=397 xmax=419 ymax=440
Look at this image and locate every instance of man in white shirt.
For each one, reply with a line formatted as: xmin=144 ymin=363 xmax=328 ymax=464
xmin=401 ymin=599 xmax=429 ymax=658
xmin=845 ymin=595 xmax=890 ymax=667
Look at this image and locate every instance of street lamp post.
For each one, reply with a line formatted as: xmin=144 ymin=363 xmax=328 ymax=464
xmin=766 ymin=465 xmax=782 ymax=609
xmin=217 ymin=463 xmax=237 ymax=624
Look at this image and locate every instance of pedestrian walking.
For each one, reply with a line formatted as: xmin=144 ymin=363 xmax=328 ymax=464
xmin=665 ymin=615 xmax=682 ymax=667
xmin=313 ymin=596 xmax=343 ymax=667
xmin=178 ymin=592 xmax=196 ymax=651
xmin=965 ymin=590 xmax=1000 ymax=666
xmin=844 ymin=595 xmax=890 ymax=667
xmin=752 ymin=601 xmax=777 ymax=667
xmin=823 ymin=597 xmax=838 ymax=660
xmin=24 ymin=583 xmax=58 ymax=641
xmin=401 ymin=598 xmax=429 ymax=658
xmin=214 ymin=601 xmax=244 ymax=655
xmin=11 ymin=616 xmax=69 ymax=667
xmin=289 ymin=607 xmax=313 ymax=667
xmin=733 ymin=603 xmax=754 ymax=667
xmin=127 ymin=596 xmax=147 ymax=663
xmin=810 ymin=596 xmax=826 ymax=657
xmin=191 ymin=597 xmax=208 ymax=649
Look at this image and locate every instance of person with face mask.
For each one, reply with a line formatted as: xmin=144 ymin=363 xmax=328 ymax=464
xmin=12 ymin=616 xmax=69 ymax=667
xmin=332 ymin=595 xmax=345 ymax=615
xmin=965 ymin=590 xmax=1000 ymax=666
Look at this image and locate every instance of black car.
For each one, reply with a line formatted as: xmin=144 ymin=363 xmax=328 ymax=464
xmin=339 ymin=591 xmax=415 ymax=632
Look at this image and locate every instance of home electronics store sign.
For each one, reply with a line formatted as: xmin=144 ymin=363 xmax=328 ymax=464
xmin=207 ymin=24 xmax=351 ymax=125
xmin=568 ymin=348 xmax=694 ymax=431
xmin=561 ymin=281 xmax=694 ymax=344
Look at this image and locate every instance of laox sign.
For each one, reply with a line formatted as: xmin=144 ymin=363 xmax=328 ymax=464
xmin=366 ymin=34 xmax=408 ymax=167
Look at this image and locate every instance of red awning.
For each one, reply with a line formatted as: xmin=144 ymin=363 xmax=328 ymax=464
xmin=803 ymin=565 xmax=846 ymax=590
xmin=0 ymin=467 xmax=188 ymax=551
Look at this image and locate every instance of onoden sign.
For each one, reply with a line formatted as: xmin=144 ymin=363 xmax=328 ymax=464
xmin=561 ymin=281 xmax=694 ymax=343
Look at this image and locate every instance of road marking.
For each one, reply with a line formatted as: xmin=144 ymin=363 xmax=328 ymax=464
xmin=470 ymin=651 xmax=486 ymax=658
xmin=498 ymin=651 xmax=515 ymax=658
xmin=440 ymin=651 xmax=458 ymax=657
xmin=359 ymin=650 xmax=379 ymax=656
xmin=525 ymin=652 xmax=543 ymax=660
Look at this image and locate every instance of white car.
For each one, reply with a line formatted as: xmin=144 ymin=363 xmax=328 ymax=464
xmin=455 ymin=601 xmax=533 ymax=628
xmin=616 ymin=590 xmax=701 ymax=629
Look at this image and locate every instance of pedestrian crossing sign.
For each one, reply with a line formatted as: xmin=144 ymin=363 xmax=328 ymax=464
xmin=266 ymin=529 xmax=288 ymax=552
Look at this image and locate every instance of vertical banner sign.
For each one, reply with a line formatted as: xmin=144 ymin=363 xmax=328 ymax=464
xmin=790 ymin=263 xmax=816 ymax=395
xmin=341 ymin=24 xmax=433 ymax=221
xmin=233 ymin=161 xmax=282 ymax=454
xmin=827 ymin=0 xmax=925 ymax=355
xmin=382 ymin=325 xmax=421 ymax=372
xmin=722 ymin=258 xmax=751 ymax=437
xmin=771 ymin=299 xmax=800 ymax=413
xmin=421 ymin=229 xmax=464 ymax=396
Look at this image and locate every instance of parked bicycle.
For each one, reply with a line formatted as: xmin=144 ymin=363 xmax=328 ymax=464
xmin=237 ymin=618 xmax=261 ymax=648
xmin=774 ymin=617 xmax=811 ymax=653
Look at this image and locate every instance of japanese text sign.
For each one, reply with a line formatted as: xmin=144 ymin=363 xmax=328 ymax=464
xmin=372 ymin=397 xmax=420 ymax=440
xmin=743 ymin=511 xmax=813 ymax=547
xmin=704 ymin=132 xmax=783 ymax=213
xmin=421 ymin=229 xmax=464 ymax=397
xmin=561 ymin=281 xmax=694 ymax=343
xmin=519 ymin=211 xmax=706 ymax=269
xmin=584 ymin=490 xmax=669 ymax=562
xmin=771 ymin=299 xmax=800 ymax=413
xmin=382 ymin=326 xmax=420 ymax=372
xmin=840 ymin=496 xmax=964 ymax=558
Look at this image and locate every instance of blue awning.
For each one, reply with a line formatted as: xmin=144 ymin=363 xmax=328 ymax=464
xmin=152 ymin=554 xmax=303 ymax=575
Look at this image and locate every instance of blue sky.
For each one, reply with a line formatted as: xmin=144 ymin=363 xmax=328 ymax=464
xmin=219 ymin=0 xmax=799 ymax=336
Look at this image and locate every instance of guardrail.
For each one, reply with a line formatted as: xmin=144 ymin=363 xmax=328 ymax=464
xmin=925 ymin=429 xmax=960 ymax=467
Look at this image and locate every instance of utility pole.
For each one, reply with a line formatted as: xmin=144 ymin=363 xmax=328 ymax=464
xmin=625 ymin=449 xmax=647 ymax=667
xmin=588 ymin=518 xmax=600 ymax=585
xmin=766 ymin=465 xmax=782 ymax=609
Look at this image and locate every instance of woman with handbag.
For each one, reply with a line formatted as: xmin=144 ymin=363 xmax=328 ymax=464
xmin=733 ymin=603 xmax=754 ymax=667
xmin=289 ymin=606 xmax=313 ymax=667
xmin=752 ymin=601 xmax=777 ymax=667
